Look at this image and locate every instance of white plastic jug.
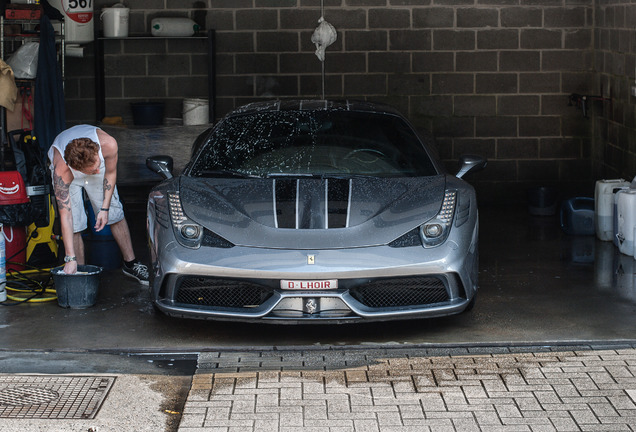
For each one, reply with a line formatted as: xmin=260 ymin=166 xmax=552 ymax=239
xmin=595 ymin=179 xmax=629 ymax=241
xmin=101 ymin=4 xmax=129 ymax=38
xmin=614 ymin=187 xmax=631 ymax=247
xmin=616 ymin=190 xmax=636 ymax=255
xmin=151 ymin=18 xmax=199 ymax=37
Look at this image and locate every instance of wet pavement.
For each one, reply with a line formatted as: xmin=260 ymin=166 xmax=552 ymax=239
xmin=3 ymin=186 xmax=636 ymax=430
xmin=2 ymin=195 xmax=636 ymax=350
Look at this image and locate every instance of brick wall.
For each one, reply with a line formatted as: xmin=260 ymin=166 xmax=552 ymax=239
xmin=64 ymin=0 xmax=604 ymax=201
xmin=593 ymin=0 xmax=636 ymax=183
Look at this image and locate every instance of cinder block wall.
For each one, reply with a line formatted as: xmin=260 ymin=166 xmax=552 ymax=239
xmin=593 ymin=0 xmax=636 ymax=183
xmin=65 ymin=0 xmax=608 ymax=201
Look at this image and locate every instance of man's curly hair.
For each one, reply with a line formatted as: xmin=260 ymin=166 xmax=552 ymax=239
xmin=64 ymin=138 xmax=99 ymax=171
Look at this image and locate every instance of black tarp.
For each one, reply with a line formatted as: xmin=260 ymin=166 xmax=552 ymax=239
xmin=33 ymin=14 xmax=65 ymax=154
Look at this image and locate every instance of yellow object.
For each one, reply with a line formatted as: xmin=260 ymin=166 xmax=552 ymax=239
xmin=6 ymin=287 xmax=57 ymax=303
xmin=101 ymin=116 xmax=126 ymax=126
xmin=26 ymin=196 xmax=58 ymax=262
xmin=6 ymin=270 xmax=57 ymax=303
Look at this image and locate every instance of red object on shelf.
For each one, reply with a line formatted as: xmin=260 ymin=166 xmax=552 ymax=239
xmin=5 ymin=5 xmax=42 ymax=20
xmin=0 ymin=171 xmax=29 ymax=206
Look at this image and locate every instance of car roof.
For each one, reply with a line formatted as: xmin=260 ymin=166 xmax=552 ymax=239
xmin=226 ymin=99 xmax=405 ymax=119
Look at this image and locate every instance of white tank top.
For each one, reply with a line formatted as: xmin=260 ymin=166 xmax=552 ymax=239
xmin=48 ymin=125 xmax=105 ymax=179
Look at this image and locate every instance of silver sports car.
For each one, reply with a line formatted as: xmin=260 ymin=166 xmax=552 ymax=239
xmin=146 ymin=100 xmax=486 ymax=323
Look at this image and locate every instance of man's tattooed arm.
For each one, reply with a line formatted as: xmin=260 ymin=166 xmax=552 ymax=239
xmin=53 ymin=170 xmax=71 ymax=211
xmin=103 ymin=177 xmax=112 ymax=195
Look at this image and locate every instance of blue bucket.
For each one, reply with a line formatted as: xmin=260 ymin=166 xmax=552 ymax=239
xmin=86 ymin=236 xmax=122 ymax=270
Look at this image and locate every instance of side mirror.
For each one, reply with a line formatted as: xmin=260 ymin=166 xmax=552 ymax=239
xmin=456 ymin=154 xmax=487 ymax=179
xmin=146 ymin=155 xmax=174 ymax=179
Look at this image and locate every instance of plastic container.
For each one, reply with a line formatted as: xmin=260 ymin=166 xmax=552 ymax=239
xmin=101 ymin=4 xmax=129 ymax=38
xmin=84 ymin=205 xmax=121 ymax=270
xmin=614 ymin=188 xmax=630 ymax=247
xmin=0 ymin=224 xmax=5 ymax=302
xmin=86 ymin=237 xmax=122 ymax=270
xmin=52 ymin=265 xmax=103 ymax=309
xmin=151 ymin=17 xmax=199 ymax=37
xmin=2 ymin=225 xmax=26 ymax=272
xmin=527 ymin=186 xmax=558 ymax=216
xmin=0 ymin=171 xmax=29 ymax=206
xmin=51 ymin=0 xmax=94 ymax=43
xmin=131 ymin=102 xmax=164 ymax=126
xmin=183 ymin=98 xmax=209 ymax=125
xmin=617 ymin=191 xmax=636 ymax=256
xmin=595 ymin=179 xmax=629 ymax=241
xmin=560 ymin=197 xmax=595 ymax=236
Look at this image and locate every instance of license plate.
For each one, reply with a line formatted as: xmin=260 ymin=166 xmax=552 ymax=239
xmin=281 ymin=279 xmax=338 ymax=290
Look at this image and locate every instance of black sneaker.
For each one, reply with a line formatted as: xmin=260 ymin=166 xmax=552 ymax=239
xmin=123 ymin=262 xmax=149 ymax=285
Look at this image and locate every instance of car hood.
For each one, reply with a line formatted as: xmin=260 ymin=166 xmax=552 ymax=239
xmin=179 ymin=175 xmax=446 ymax=249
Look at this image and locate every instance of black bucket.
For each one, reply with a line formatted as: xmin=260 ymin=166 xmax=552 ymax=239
xmin=527 ymin=186 xmax=558 ymax=216
xmin=52 ymin=264 xmax=102 ymax=309
xmin=131 ymin=102 xmax=165 ymax=126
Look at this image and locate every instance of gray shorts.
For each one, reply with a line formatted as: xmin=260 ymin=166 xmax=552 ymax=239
xmin=65 ymin=172 xmax=125 ymax=234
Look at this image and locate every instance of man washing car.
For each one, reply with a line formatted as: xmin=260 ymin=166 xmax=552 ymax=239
xmin=48 ymin=125 xmax=149 ymax=284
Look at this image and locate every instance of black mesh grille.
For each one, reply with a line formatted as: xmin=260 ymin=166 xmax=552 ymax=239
xmin=349 ymin=277 xmax=449 ymax=308
xmin=201 ymin=228 xmax=234 ymax=248
xmin=175 ymin=277 xmax=272 ymax=308
xmin=388 ymin=228 xmax=421 ymax=247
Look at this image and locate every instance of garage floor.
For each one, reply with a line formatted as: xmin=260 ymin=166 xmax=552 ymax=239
xmin=1 ymin=185 xmax=635 ymax=352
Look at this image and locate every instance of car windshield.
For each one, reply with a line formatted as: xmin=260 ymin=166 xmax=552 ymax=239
xmin=189 ymin=110 xmax=438 ymax=178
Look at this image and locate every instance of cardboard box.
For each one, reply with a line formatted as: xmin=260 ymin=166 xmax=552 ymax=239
xmin=6 ymin=99 xmax=34 ymax=133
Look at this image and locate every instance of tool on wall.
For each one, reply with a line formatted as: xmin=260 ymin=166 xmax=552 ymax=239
xmin=568 ymin=93 xmax=612 ymax=118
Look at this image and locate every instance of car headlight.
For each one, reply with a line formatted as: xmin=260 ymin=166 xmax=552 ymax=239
xmin=168 ymin=191 xmax=203 ymax=248
xmin=420 ymin=190 xmax=457 ymax=248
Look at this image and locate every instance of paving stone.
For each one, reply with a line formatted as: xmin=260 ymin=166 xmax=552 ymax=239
xmin=181 ymin=347 xmax=636 ymax=432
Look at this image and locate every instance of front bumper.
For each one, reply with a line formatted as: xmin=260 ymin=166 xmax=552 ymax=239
xmin=149 ymin=230 xmax=478 ymax=323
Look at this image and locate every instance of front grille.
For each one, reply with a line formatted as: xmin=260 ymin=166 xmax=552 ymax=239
xmin=349 ymin=277 xmax=449 ymax=308
xmin=175 ymin=277 xmax=272 ymax=308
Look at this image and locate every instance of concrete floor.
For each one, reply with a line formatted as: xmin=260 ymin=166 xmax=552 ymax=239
xmin=1 ymin=186 xmax=635 ymax=352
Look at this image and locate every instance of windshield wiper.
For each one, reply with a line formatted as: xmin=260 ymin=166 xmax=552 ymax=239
xmin=266 ymin=172 xmax=381 ymax=179
xmin=266 ymin=172 xmax=316 ymax=178
xmin=198 ymin=169 xmax=259 ymax=178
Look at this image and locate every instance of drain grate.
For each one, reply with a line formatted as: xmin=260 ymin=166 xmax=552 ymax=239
xmin=0 ymin=375 xmax=115 ymax=419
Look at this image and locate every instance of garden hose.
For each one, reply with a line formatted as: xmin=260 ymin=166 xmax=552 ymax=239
xmin=2 ymin=264 xmax=57 ymax=305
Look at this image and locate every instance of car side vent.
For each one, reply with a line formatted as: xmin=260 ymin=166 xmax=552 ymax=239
xmin=201 ymin=228 xmax=234 ymax=248
xmin=389 ymin=228 xmax=421 ymax=247
xmin=455 ymin=192 xmax=470 ymax=228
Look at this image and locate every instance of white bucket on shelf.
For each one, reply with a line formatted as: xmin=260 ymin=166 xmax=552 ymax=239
xmin=183 ymin=98 xmax=209 ymax=125
xmin=595 ymin=179 xmax=629 ymax=241
xmin=100 ymin=4 xmax=129 ymax=38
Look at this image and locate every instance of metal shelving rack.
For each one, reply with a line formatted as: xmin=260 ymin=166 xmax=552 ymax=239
xmin=0 ymin=15 xmax=65 ymax=167
xmin=93 ymin=30 xmax=216 ymax=124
